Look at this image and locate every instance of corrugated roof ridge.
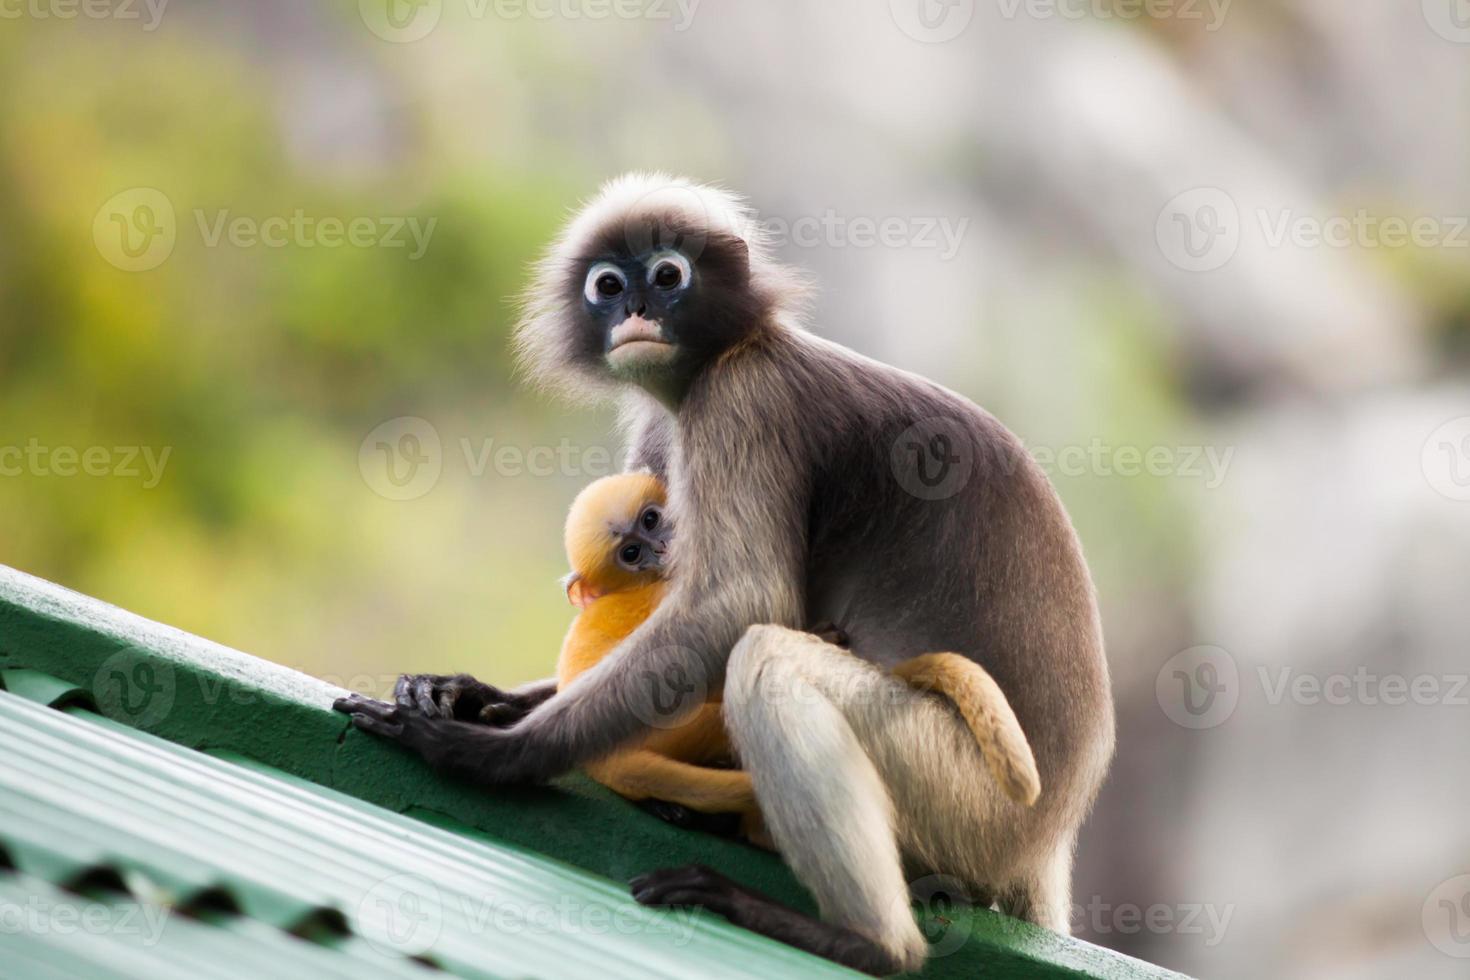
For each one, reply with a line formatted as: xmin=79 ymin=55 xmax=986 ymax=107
xmin=0 ymin=691 xmax=860 ymax=980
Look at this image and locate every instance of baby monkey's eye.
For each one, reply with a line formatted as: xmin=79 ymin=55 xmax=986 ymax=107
xmin=619 ymin=543 xmax=643 ymax=565
xmin=640 ymin=507 xmax=660 ymax=530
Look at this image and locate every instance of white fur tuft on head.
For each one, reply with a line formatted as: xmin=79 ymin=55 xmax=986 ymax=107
xmin=513 ymin=173 xmax=808 ymax=403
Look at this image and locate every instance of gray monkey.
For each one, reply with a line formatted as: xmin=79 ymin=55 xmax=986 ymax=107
xmin=336 ymin=173 xmax=1114 ymax=976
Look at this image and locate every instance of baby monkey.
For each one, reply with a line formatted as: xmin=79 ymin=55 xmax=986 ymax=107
xmin=557 ymin=474 xmax=1042 ymax=839
xmin=558 ymin=472 xmax=766 ymax=841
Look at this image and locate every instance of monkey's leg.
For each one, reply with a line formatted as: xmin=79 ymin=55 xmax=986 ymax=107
xmin=635 ymin=626 xmax=1055 ymax=975
xmin=636 ymin=702 xmax=737 ymax=767
xmin=585 ymin=750 xmax=756 ymax=813
xmin=596 ymin=703 xmax=773 ymax=846
xmin=890 ymin=653 xmax=1041 ymax=806
xmin=634 ymin=626 xmax=922 ymax=974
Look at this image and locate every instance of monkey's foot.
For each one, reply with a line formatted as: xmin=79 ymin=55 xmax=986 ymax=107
xmin=636 ymin=799 xmax=743 ymax=838
xmin=630 ymin=864 xmax=751 ymax=919
xmin=392 ymin=673 xmax=531 ymax=725
xmin=630 ymin=864 xmax=902 ymax=976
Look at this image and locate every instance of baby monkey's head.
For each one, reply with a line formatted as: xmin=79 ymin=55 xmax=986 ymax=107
xmin=563 ymin=472 xmax=670 ymax=608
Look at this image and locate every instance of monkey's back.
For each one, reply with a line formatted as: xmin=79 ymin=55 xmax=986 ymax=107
xmin=632 ymin=326 xmax=1115 ymax=822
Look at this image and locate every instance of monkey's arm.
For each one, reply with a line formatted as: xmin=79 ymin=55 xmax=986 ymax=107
xmin=891 ymin=653 xmax=1041 ymax=807
xmin=336 ymin=579 xmax=796 ymax=784
xmin=557 ymin=596 xmax=755 ymax=812
xmin=336 ymin=355 xmax=810 ymax=782
xmin=340 ymin=474 xmax=805 ymax=778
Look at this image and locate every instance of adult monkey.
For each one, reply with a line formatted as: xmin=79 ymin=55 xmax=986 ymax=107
xmin=336 ymin=174 xmax=1115 ymax=976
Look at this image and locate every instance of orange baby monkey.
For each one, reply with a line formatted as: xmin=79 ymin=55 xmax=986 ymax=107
xmin=557 ymin=474 xmax=1042 ymax=838
xmin=557 ymin=472 xmax=762 ymax=831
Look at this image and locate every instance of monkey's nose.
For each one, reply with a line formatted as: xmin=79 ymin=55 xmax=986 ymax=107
xmin=625 ymin=298 xmax=647 ymax=317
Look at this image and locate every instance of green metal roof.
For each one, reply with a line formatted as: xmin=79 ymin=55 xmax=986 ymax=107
xmin=0 ymin=691 xmax=840 ymax=979
xmin=0 ymin=564 xmax=1188 ymax=979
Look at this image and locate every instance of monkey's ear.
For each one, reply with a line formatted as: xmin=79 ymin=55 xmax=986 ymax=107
xmin=712 ymin=231 xmax=750 ymax=276
xmin=563 ymin=573 xmax=598 ymax=609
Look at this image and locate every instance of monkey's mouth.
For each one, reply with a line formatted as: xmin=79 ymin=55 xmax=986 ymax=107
xmin=607 ymin=315 xmax=676 ymax=367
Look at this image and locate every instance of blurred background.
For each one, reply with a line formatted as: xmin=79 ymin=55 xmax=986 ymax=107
xmin=2 ymin=0 xmax=1468 ymax=975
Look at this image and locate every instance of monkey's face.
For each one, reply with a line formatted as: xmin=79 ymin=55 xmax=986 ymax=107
xmin=564 ymin=473 xmax=672 ymax=607
xmin=518 ymin=177 xmax=793 ymax=401
xmin=606 ymin=498 xmax=671 ymax=579
xmin=571 ymin=226 xmax=757 ymax=399
xmin=582 ymin=249 xmax=691 ymax=380
xmin=566 ymin=497 xmax=671 ymax=607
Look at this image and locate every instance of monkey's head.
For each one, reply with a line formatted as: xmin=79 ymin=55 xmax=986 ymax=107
xmin=562 ymin=472 xmax=671 ymax=608
xmin=517 ymin=173 xmax=805 ymax=404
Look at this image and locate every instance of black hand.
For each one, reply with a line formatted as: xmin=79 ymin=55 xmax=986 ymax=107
xmin=391 ymin=673 xmax=532 ymax=725
xmin=333 ymin=693 xmax=535 ymax=782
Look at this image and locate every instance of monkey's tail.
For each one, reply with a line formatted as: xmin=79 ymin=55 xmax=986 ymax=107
xmin=891 ymin=653 xmax=1042 ymax=807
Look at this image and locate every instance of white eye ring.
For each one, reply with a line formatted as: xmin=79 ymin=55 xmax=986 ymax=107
xmin=647 ymin=251 xmax=691 ymax=290
xmin=584 ymin=263 xmax=626 ymax=303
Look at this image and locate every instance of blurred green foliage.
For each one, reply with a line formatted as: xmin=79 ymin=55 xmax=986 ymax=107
xmin=0 ymin=14 xmax=610 ymax=689
xmin=0 ymin=9 xmax=1202 ymax=695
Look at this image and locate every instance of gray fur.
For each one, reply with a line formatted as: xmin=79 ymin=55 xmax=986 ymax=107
xmin=351 ymin=174 xmax=1114 ymax=972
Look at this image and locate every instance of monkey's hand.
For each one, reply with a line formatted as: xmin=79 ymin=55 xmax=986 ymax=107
xmin=391 ymin=673 xmax=540 ymax=726
xmin=332 ymin=693 xmax=541 ymax=783
xmin=807 ymin=621 xmax=851 ymax=649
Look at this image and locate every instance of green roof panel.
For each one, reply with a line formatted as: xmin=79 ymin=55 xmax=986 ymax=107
xmin=0 ymin=564 xmax=1188 ymax=979
xmin=0 ymin=691 xmax=858 ymax=979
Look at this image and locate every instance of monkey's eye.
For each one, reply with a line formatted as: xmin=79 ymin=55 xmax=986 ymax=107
xmin=640 ymin=507 xmax=661 ymax=530
xmin=618 ymin=543 xmax=643 ymax=567
xmin=584 ymin=263 xmax=626 ymax=303
xmin=647 ymin=251 xmax=691 ymax=291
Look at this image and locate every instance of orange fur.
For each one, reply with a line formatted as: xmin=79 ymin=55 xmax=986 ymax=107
xmin=891 ymin=654 xmax=1042 ymax=806
xmin=557 ymin=475 xmax=763 ymax=826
